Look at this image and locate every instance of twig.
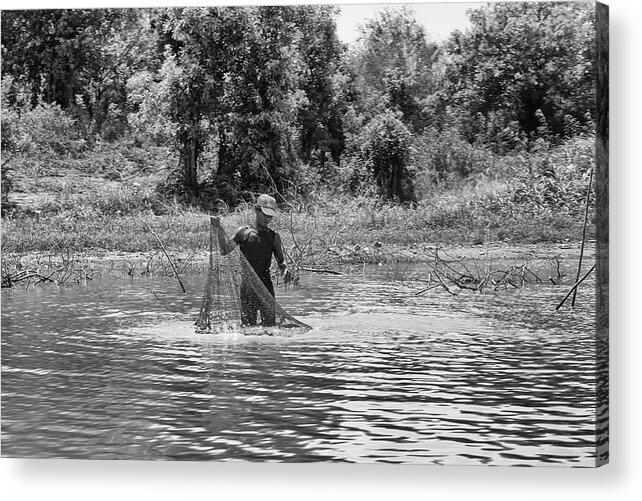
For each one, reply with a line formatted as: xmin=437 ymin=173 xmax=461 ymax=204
xmin=415 ymin=283 xmax=452 ymax=295
xmin=434 ymin=248 xmax=465 ymax=277
xmin=288 ymin=211 xmax=302 ymax=259
xmin=555 ymin=264 xmax=595 ymax=311
xmin=144 ymin=222 xmax=186 ymax=294
xmin=2 ymin=154 xmax=16 ymax=168
xmin=282 ymin=246 xmax=299 ymax=270
xmin=433 ymin=271 xmax=456 ymax=295
xmin=524 ymin=266 xmax=543 ymax=283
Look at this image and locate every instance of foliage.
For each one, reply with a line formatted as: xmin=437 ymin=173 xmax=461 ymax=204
xmin=359 ymin=112 xmax=415 ymax=202
xmin=126 ymin=70 xmax=174 ymax=146
xmin=1 ymin=2 xmax=599 ymax=225
xmin=291 ymin=5 xmax=346 ymax=169
xmin=2 ymin=75 xmax=88 ymax=215
xmin=1 ymin=9 xmax=157 ymax=138
xmin=219 ymin=6 xmax=308 ymax=194
xmin=350 ymin=6 xmax=438 ymax=131
xmin=143 ymin=5 xmax=347 ymax=200
xmin=412 ymin=127 xmax=491 ymax=190
xmin=434 ymin=2 xmax=595 ymax=149
xmin=1 ymin=166 xmax=13 ymax=216
xmin=1 ymin=100 xmax=86 ymax=158
xmin=511 ymin=135 xmax=595 ymax=211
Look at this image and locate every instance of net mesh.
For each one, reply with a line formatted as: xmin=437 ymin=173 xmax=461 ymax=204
xmin=195 ymin=217 xmax=311 ymax=334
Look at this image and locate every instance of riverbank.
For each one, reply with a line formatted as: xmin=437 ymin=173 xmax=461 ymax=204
xmin=1 ymin=139 xmax=595 ymax=288
xmin=1 ymin=198 xmax=595 ymax=289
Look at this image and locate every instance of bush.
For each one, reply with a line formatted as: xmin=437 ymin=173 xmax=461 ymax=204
xmin=2 ymin=78 xmax=88 ymax=214
xmin=360 ymin=112 xmax=415 ymax=202
xmin=412 ymin=127 xmax=493 ymax=186
xmin=2 ymin=101 xmax=87 ymax=158
xmin=510 ymin=135 xmax=595 ymax=212
xmin=1 ymin=167 xmax=15 ymax=217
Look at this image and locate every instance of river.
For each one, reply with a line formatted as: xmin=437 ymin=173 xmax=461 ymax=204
xmin=1 ymin=268 xmax=606 ymax=466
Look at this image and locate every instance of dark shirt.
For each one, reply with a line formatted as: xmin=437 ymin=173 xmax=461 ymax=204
xmin=238 ymin=226 xmax=277 ymax=283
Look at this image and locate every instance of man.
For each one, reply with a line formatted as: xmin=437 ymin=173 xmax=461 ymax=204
xmin=216 ymin=194 xmax=292 ymax=326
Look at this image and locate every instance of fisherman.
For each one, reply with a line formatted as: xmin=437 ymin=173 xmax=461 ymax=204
xmin=216 ymin=194 xmax=292 ymax=326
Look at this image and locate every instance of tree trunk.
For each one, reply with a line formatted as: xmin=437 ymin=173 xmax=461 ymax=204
xmin=181 ymin=134 xmax=199 ymax=191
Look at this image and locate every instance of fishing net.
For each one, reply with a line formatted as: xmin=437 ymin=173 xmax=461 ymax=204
xmin=195 ymin=216 xmax=311 ymax=334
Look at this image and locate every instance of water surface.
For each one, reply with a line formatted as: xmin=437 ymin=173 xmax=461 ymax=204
xmin=1 ymin=270 xmax=601 ymax=465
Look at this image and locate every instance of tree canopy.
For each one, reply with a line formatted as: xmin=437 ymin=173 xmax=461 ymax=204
xmin=436 ymin=2 xmax=595 ymax=150
xmin=1 ymin=3 xmax=598 ymax=203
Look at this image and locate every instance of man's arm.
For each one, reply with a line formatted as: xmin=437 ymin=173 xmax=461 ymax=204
xmin=273 ymin=232 xmax=292 ymax=284
xmin=213 ymin=217 xmax=248 ymax=255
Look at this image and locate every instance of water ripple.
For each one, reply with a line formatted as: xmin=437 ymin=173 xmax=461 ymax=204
xmin=1 ymin=272 xmax=600 ymax=465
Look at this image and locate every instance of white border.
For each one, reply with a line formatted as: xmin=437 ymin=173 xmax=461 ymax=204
xmin=1 ymin=1 xmax=641 ymax=500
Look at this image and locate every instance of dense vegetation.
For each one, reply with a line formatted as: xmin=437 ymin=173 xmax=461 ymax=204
xmin=1 ymin=3 xmax=597 ymax=264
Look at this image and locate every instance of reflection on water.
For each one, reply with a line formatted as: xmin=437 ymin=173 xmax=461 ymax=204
xmin=1 ymin=270 xmax=602 ymax=465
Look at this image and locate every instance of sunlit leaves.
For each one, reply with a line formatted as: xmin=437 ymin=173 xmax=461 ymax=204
xmin=350 ymin=6 xmax=438 ymax=131
xmin=438 ymin=2 xmax=595 ymax=148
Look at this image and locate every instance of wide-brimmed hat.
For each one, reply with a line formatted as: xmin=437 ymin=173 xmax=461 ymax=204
xmin=256 ymin=194 xmax=278 ymax=217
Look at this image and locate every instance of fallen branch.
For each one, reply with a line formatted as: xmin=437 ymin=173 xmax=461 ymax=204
xmin=300 ymin=266 xmax=343 ymax=275
xmin=144 ymin=222 xmax=186 ymax=293
xmin=2 ymin=269 xmax=56 ymax=286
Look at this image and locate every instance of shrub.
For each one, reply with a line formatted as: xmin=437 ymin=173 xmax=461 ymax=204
xmin=2 ymin=101 xmax=86 ymax=158
xmin=1 ymin=167 xmax=15 ymax=217
xmin=360 ymin=112 xmax=415 ymax=202
xmin=412 ymin=127 xmax=494 ymax=186
xmin=510 ymin=135 xmax=595 ymax=212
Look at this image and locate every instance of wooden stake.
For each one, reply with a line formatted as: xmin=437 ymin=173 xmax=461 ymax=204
xmin=572 ymin=168 xmax=594 ymax=307
xmin=556 ymin=264 xmax=595 ymax=311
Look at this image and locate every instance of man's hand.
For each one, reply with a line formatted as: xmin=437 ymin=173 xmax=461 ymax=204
xmin=281 ymin=265 xmax=293 ymax=285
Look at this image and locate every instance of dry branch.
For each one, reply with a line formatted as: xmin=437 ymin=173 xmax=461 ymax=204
xmin=144 ymin=222 xmax=186 ymax=293
xmin=299 ymin=266 xmax=343 ymax=275
xmin=394 ymin=248 xmax=547 ymax=296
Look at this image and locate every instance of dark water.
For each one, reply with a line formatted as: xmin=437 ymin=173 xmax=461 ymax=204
xmin=1 ymin=269 xmax=602 ymax=466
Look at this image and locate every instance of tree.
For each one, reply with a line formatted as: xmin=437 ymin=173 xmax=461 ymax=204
xmin=149 ymin=7 xmax=251 ymax=191
xmin=148 ymin=5 xmax=345 ymax=199
xmin=292 ymin=5 xmax=346 ymax=168
xmin=219 ymin=6 xmax=308 ymax=195
xmin=350 ymin=7 xmax=438 ymax=131
xmin=438 ymin=2 xmax=595 ymax=149
xmin=1 ymin=9 xmax=153 ymax=136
